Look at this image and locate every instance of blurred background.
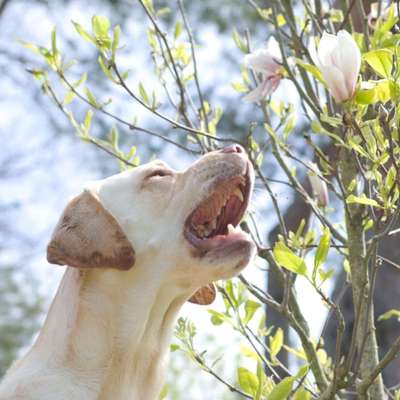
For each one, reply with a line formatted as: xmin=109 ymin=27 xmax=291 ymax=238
xmin=1 ymin=0 xmax=399 ymax=398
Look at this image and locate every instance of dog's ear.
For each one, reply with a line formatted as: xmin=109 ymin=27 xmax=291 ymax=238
xmin=47 ymin=191 xmax=135 ymax=270
xmin=188 ymin=283 xmax=216 ymax=305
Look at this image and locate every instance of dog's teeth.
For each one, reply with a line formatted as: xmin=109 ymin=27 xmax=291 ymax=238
xmin=233 ymin=187 xmax=244 ymax=202
xmin=194 ymin=224 xmax=206 ymax=237
xmin=210 ymin=219 xmax=217 ymax=230
xmin=227 ymin=224 xmax=236 ymax=234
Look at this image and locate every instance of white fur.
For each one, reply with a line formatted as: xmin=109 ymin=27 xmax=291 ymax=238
xmin=0 ymin=151 xmax=256 ymax=400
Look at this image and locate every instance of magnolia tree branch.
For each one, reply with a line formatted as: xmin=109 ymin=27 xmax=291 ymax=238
xmin=359 ymin=335 xmax=400 ymax=396
xmin=339 ymin=138 xmax=385 ymax=398
xmin=177 ymin=0 xmax=210 ymax=135
xmin=111 ymin=64 xmax=240 ymax=145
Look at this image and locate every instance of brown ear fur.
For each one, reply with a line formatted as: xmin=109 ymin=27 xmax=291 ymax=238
xmin=188 ymin=283 xmax=216 ymax=305
xmin=47 ymin=191 xmax=135 ymax=270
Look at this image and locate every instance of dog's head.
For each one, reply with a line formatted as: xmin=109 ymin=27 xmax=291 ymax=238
xmin=47 ymin=145 xmax=256 ymax=304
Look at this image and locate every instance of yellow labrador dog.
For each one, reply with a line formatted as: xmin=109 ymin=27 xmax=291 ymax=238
xmin=0 ymin=145 xmax=256 ymax=400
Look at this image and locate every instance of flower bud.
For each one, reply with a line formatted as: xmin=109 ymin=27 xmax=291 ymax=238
xmin=308 ymin=163 xmax=329 ymax=207
xmin=317 ymin=30 xmax=361 ymax=103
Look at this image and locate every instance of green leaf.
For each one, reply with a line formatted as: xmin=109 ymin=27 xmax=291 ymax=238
xmin=283 ymin=114 xmax=296 ymax=139
xmin=98 ymin=55 xmax=117 ymax=83
xmin=83 ymin=109 xmax=93 ymax=133
xmin=376 ymin=4 xmax=398 ymax=34
xmin=110 ymin=126 xmax=119 ymax=148
xmin=243 ymin=300 xmax=261 ymax=325
xmin=313 ymin=228 xmax=330 ymax=283
xmin=172 ymin=43 xmax=190 ymax=65
xmin=208 ymin=310 xmax=226 ymax=326
xmin=20 ymin=41 xmax=41 ymax=55
xmin=231 ymin=81 xmax=248 ymax=93
xmin=320 ymin=113 xmax=342 ymax=127
xmin=138 ymin=82 xmax=150 ymax=105
xmin=276 ymin=14 xmax=286 ymax=26
xmin=255 ymin=7 xmax=272 ymax=20
xmin=364 ymin=218 xmax=374 ymax=231
xmin=232 ymin=29 xmax=248 ymax=53
xmin=255 ymin=361 xmax=266 ymax=400
xmin=346 ymin=194 xmax=383 ymax=208
xmin=378 ymin=309 xmax=400 ymax=321
xmin=375 ymin=80 xmax=392 ymax=102
xmin=355 ymin=86 xmax=377 ymax=105
xmin=295 ymin=58 xmax=325 ymax=84
xmin=51 ymin=27 xmax=57 ymax=56
xmin=27 ymin=69 xmax=46 ymax=80
xmin=170 ymin=343 xmax=180 ymax=351
xmin=269 ymin=327 xmax=284 ymax=359
xmin=240 ymin=345 xmax=259 ymax=360
xmin=147 ymin=28 xmax=157 ymax=49
xmin=72 ymin=21 xmax=95 ymax=44
xmin=111 ymin=25 xmax=121 ymax=61
xmin=158 ymin=384 xmax=168 ymax=400
xmin=364 ymin=49 xmax=393 ymax=78
xmin=330 ymin=8 xmax=344 ymax=22
xmin=268 ymin=376 xmax=295 ymax=400
xmin=174 ymin=21 xmax=183 ymax=39
xmin=293 ymin=388 xmax=312 ymax=400
xmin=63 ymin=91 xmax=76 ymax=105
xmin=237 ymin=367 xmax=259 ymax=396
xmin=156 ymin=7 xmax=171 ymax=17
xmin=284 ymin=345 xmax=307 ymax=361
xmin=73 ymin=73 xmax=87 ymax=88
xmin=295 ymin=364 xmax=309 ymax=379
xmin=92 ymin=15 xmax=110 ymax=38
xmin=319 ymin=268 xmax=334 ymax=284
xmin=84 ymin=87 xmax=99 ymax=108
xmin=273 ymin=242 xmax=307 ymax=276
xmin=225 ymin=279 xmax=237 ymax=308
xmin=142 ymin=0 xmax=155 ymax=14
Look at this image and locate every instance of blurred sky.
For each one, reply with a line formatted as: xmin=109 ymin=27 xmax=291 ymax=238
xmin=0 ymin=1 xmax=329 ymax=398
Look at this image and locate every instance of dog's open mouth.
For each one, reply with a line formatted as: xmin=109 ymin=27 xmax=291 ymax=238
xmin=184 ymin=167 xmax=252 ymax=254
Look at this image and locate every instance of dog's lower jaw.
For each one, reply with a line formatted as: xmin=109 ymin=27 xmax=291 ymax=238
xmin=0 ymin=264 xmax=186 ymax=400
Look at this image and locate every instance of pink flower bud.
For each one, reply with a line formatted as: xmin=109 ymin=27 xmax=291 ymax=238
xmin=308 ymin=163 xmax=329 ymax=207
xmin=317 ymin=30 xmax=361 ymax=103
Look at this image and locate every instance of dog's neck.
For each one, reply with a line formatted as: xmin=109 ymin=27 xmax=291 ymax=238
xmin=27 ymin=258 xmax=188 ymax=400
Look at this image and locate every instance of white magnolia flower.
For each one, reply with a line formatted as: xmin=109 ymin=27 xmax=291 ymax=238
xmin=308 ymin=163 xmax=329 ymax=207
xmin=317 ymin=30 xmax=361 ymax=103
xmin=243 ymin=37 xmax=283 ymax=102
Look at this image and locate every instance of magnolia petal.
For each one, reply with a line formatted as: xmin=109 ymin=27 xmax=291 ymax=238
xmin=320 ymin=65 xmax=350 ymax=102
xmin=308 ymin=163 xmax=329 ymax=207
xmin=317 ymin=31 xmax=338 ymax=66
xmin=243 ymin=76 xmax=280 ymax=102
xmin=309 ymin=174 xmax=329 ymax=207
xmin=243 ymin=83 xmax=267 ymax=102
xmin=266 ymin=36 xmax=282 ymax=60
xmin=337 ymin=30 xmax=361 ymax=95
xmin=244 ymin=49 xmax=280 ymax=74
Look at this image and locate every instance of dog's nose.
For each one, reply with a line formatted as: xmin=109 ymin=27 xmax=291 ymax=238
xmin=220 ymin=144 xmax=244 ymax=154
